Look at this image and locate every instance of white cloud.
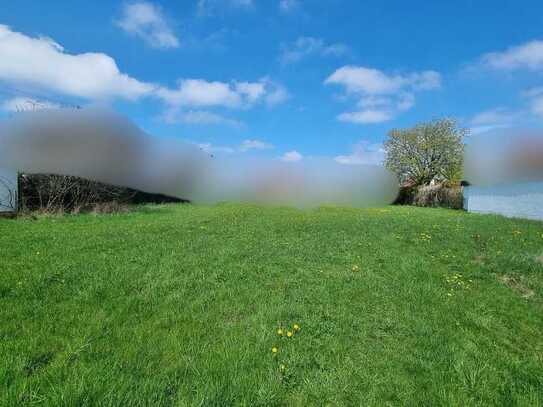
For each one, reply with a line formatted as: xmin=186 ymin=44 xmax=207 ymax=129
xmin=157 ymin=79 xmax=243 ymax=108
xmin=162 ymin=108 xmax=242 ymax=127
xmin=263 ymin=80 xmax=290 ymax=106
xmin=197 ymin=0 xmax=253 ymax=15
xmin=479 ymin=40 xmax=543 ymax=71
xmin=325 ymin=65 xmax=441 ymax=124
xmin=116 ymin=2 xmax=179 ymax=49
xmin=325 ymin=66 xmax=440 ymax=95
xmin=155 ymin=77 xmax=287 ymax=126
xmin=235 ymin=81 xmax=266 ymax=103
xmin=409 ymin=71 xmax=442 ymax=90
xmin=468 ymin=93 xmax=543 ymax=133
xmin=280 ymin=36 xmax=348 ymax=64
xmin=337 ymin=110 xmax=392 ymax=124
xmin=156 ymin=78 xmax=287 ymax=126
xmin=470 ymin=108 xmax=517 ymax=126
xmin=468 ymin=107 xmax=520 ymax=135
xmin=522 ymin=86 xmax=543 ymax=98
xmin=279 ymin=0 xmax=300 ymax=13
xmin=239 ymin=139 xmax=274 ymax=152
xmin=334 ymin=142 xmax=384 ymax=165
xmin=196 ymin=139 xmax=273 ymax=155
xmin=326 ymin=66 xmax=403 ymax=94
xmin=157 ymin=77 xmax=288 ymax=109
xmin=232 ymin=0 xmax=253 ymax=6
xmin=280 ymin=150 xmax=303 ymax=162
xmin=521 ymin=87 xmax=543 ymax=118
xmin=0 ymin=24 xmax=155 ymax=100
xmin=395 ymin=93 xmax=415 ymax=111
xmin=0 ymin=24 xmax=286 ymax=129
xmin=1 ymin=97 xmax=61 ymax=112
xmin=197 ymin=142 xmax=235 ymax=154
xmin=530 ymin=96 xmax=543 ymax=117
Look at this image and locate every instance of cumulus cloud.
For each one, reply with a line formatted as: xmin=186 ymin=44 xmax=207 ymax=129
xmin=280 ymin=36 xmax=348 ymax=64
xmin=239 ymin=139 xmax=274 ymax=152
xmin=326 ymin=66 xmax=440 ymax=94
xmin=197 ymin=0 xmax=254 ymax=15
xmin=337 ymin=110 xmax=392 ymax=124
xmin=156 ymin=77 xmax=288 ymax=109
xmin=521 ymin=87 xmax=543 ymax=118
xmin=232 ymin=0 xmax=253 ymax=6
xmin=158 ymin=78 xmax=286 ymax=125
xmin=470 ymin=107 xmax=518 ymax=127
xmin=196 ymin=139 xmax=274 ymax=155
xmin=235 ymin=81 xmax=266 ymax=103
xmin=479 ymin=40 xmax=543 ymax=71
xmin=334 ymin=142 xmax=385 ymax=165
xmin=0 ymin=25 xmax=287 ymax=128
xmin=116 ymin=1 xmax=179 ymax=49
xmin=197 ymin=142 xmax=235 ymax=154
xmin=262 ymin=79 xmax=290 ymax=106
xmin=531 ymin=96 xmax=543 ymax=116
xmin=155 ymin=78 xmax=286 ymax=125
xmin=162 ymin=109 xmax=243 ymax=127
xmin=281 ymin=150 xmax=303 ymax=162
xmin=279 ymin=0 xmax=300 ymax=13
xmin=469 ymin=100 xmax=543 ymax=135
xmin=0 ymin=24 xmax=155 ymax=100
xmin=157 ymin=79 xmax=244 ymax=108
xmin=325 ymin=65 xmax=441 ymax=124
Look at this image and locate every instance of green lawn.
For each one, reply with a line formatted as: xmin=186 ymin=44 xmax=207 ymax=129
xmin=1 ymin=204 xmax=542 ymax=406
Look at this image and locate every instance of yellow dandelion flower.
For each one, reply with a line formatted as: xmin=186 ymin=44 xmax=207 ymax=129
xmin=293 ymin=324 xmax=300 ymax=331
xmin=277 ymin=328 xmax=284 ymax=336
xmin=287 ymin=331 xmax=293 ymax=338
xmin=271 ymin=347 xmax=278 ymax=353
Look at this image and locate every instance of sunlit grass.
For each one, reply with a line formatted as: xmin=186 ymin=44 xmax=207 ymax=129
xmin=1 ymin=204 xmax=542 ymax=405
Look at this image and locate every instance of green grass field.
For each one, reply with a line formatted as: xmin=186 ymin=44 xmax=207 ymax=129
xmin=1 ymin=204 xmax=542 ymax=406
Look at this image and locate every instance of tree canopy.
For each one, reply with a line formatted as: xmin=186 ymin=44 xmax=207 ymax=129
xmin=384 ymin=118 xmax=466 ymax=186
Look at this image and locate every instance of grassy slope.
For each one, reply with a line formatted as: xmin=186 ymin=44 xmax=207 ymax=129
xmin=1 ymin=204 xmax=542 ymax=406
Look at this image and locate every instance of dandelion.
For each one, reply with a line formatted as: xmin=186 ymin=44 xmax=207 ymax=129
xmin=293 ymin=324 xmax=300 ymax=331
xmin=277 ymin=328 xmax=284 ymax=336
xmin=352 ymin=265 xmax=360 ymax=272
xmin=271 ymin=347 xmax=278 ymax=354
xmin=287 ymin=331 xmax=293 ymax=338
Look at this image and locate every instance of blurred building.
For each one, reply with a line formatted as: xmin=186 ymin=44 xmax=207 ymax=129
xmin=464 ymin=135 xmax=543 ymax=220
xmin=464 ymin=182 xmax=543 ymax=221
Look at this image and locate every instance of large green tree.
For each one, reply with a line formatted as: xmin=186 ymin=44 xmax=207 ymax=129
xmin=384 ymin=118 xmax=466 ymax=186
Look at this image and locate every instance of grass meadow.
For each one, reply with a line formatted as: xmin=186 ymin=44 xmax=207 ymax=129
xmin=1 ymin=204 xmax=542 ymax=406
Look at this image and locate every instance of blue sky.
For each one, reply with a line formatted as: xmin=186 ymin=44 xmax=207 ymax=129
xmin=1 ymin=0 xmax=542 ymax=164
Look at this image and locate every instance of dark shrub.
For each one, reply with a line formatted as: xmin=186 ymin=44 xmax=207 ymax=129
xmin=18 ymin=173 xmax=188 ymax=214
xmin=394 ymin=183 xmax=464 ymax=209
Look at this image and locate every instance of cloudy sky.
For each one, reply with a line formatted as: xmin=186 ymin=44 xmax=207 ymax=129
xmin=0 ymin=0 xmax=542 ymax=164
